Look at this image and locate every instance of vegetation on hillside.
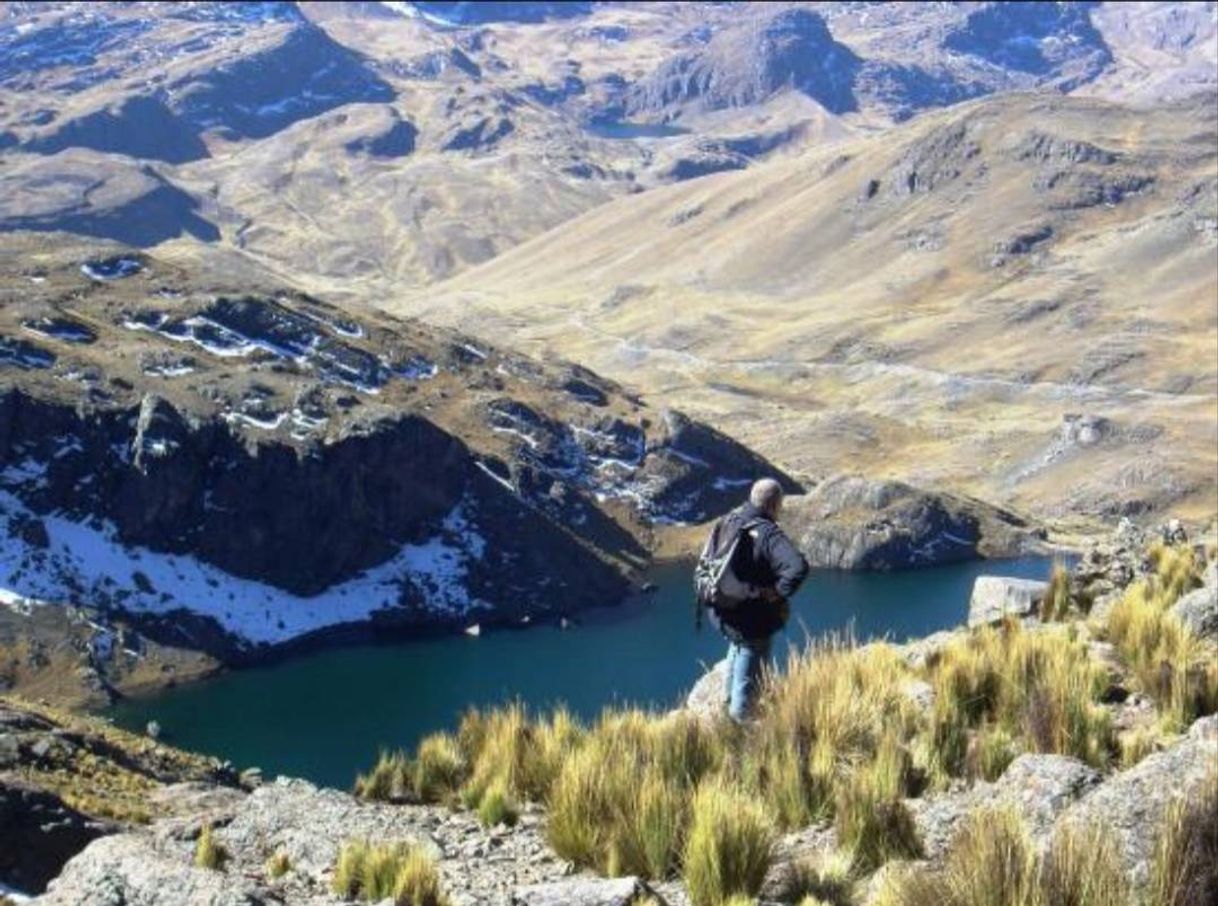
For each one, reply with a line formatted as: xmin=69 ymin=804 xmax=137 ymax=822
xmin=353 ymin=543 xmax=1216 ymax=905
xmin=332 ymin=840 xmax=449 ymax=906
xmin=194 ymin=823 xmax=228 ymax=871
xmin=0 ymin=695 xmax=231 ymax=825
xmin=876 ymin=770 xmax=1217 ymax=906
xmin=1102 ymin=543 xmax=1218 ymax=732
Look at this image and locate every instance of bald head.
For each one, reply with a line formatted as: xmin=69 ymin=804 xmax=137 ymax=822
xmin=749 ymin=477 xmax=784 ymax=517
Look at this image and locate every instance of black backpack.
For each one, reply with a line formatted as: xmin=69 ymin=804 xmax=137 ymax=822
xmin=693 ymin=513 xmax=763 ymax=628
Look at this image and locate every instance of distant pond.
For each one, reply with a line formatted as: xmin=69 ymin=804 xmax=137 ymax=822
xmin=109 ymin=556 xmax=1057 ymax=789
xmin=585 ymin=119 xmax=691 ymax=140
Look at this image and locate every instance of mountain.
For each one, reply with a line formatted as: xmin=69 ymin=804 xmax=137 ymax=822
xmin=0 ymin=2 xmax=1214 ymax=676
xmin=0 ymin=230 xmax=795 ymax=690
xmin=396 ymin=90 xmax=1218 ymax=524
xmin=1 ymin=1 xmax=1214 ymax=295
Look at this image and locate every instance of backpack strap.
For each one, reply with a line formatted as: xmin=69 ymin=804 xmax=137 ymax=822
xmin=694 ymin=515 xmax=727 ymax=631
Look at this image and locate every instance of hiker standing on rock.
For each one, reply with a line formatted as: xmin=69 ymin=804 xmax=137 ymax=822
xmin=694 ymin=478 xmax=809 ymax=722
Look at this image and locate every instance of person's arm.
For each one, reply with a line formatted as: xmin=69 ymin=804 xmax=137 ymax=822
xmin=765 ymin=528 xmax=809 ymax=599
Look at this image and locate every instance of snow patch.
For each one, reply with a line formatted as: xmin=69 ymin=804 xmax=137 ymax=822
xmin=81 ymin=257 xmax=142 ymax=281
xmin=0 ymin=879 xmax=31 ymax=903
xmin=475 ymin=460 xmax=517 ymax=494
xmin=0 ymin=492 xmax=490 ymax=647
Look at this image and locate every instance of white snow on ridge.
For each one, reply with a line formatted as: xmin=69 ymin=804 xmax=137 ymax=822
xmin=0 ymin=879 xmax=31 ymax=903
xmin=0 ymin=492 xmax=490 ymax=646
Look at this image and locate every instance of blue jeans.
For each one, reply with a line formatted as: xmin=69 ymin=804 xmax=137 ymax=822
xmin=725 ymin=635 xmax=772 ymax=722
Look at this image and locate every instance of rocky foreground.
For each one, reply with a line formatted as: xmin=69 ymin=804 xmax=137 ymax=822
xmin=3 ymin=522 xmax=1215 ymax=906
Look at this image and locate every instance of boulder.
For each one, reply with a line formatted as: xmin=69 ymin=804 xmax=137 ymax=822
xmin=1170 ymin=582 xmax=1217 ymax=640
xmin=907 ymin=754 xmax=1101 ymax=860
xmin=512 ymin=877 xmax=651 ymax=906
xmin=785 ymin=475 xmax=1042 ymax=571
xmin=32 ymin=775 xmax=579 ymax=905
xmin=895 ymin=629 xmax=963 ymax=670
xmin=684 ymin=659 xmax=728 ymax=721
xmin=35 ymin=833 xmax=266 ymax=906
xmin=1188 ymin=713 xmax=1218 ymax=741
xmin=967 ymin=576 xmax=1049 ymax=627
xmin=1059 ymin=723 xmax=1218 ymax=888
xmin=215 ymin=778 xmax=444 ymax=881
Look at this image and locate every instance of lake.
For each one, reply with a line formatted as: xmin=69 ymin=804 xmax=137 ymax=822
xmin=585 ymin=120 xmax=690 ymax=140
xmin=108 ymin=556 xmax=1057 ymax=789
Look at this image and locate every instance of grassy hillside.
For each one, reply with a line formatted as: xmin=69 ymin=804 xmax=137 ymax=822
xmin=396 ymin=92 xmax=1218 ymax=526
xmin=353 ymin=539 xmax=1217 ymax=904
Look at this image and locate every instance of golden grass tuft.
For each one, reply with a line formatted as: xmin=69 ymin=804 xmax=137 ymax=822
xmin=1041 ymin=562 xmax=1073 ymax=622
xmin=354 ymin=749 xmax=411 ymax=802
xmin=413 ymin=733 xmax=465 ymax=802
xmin=265 ymin=850 xmax=291 ymax=879
xmin=1117 ymin=724 xmax=1164 ymax=768
xmin=1149 ymin=771 xmax=1218 ymax=906
xmin=194 ymin=822 xmax=228 ymax=871
xmin=922 ymin=621 xmax=1114 ymax=775
xmin=786 ymin=850 xmax=853 ymax=906
xmin=894 ymin=806 xmax=1035 ymax=906
xmin=1038 ymin=820 xmax=1131 ymax=906
xmin=1104 ymin=548 xmax=1218 ymax=731
xmin=475 ymin=778 xmax=519 ymax=828
xmin=886 ymin=809 xmax=1133 ymax=906
xmin=545 ymin=709 xmax=721 ymax=878
xmin=682 ymin=778 xmax=775 ymax=906
xmin=332 ymin=840 xmax=449 ymax=906
xmin=834 ymin=740 xmax=922 ymax=874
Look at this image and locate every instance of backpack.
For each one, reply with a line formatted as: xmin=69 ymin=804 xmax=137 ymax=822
xmin=693 ymin=514 xmax=764 ymax=629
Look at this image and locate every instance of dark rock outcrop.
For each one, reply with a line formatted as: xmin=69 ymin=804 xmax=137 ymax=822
xmin=0 ymin=700 xmax=233 ymax=896
xmin=0 ymin=777 xmax=117 ymax=894
xmin=344 ymin=117 xmax=418 ymax=158
xmin=25 ymin=96 xmax=209 ymax=164
xmin=628 ymin=9 xmax=861 ymax=115
xmin=0 ymin=388 xmax=633 ymax=654
xmin=0 ymin=239 xmax=802 ymax=658
xmin=943 ymin=1 xmax=1112 ymax=87
xmin=785 ymin=475 xmax=1044 ymax=570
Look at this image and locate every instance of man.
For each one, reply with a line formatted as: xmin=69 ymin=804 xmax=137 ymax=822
xmin=705 ymin=478 xmax=809 ymax=722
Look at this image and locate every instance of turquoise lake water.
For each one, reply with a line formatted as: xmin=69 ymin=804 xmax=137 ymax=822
xmin=585 ymin=120 xmax=691 ymax=139
xmin=108 ymin=556 xmax=1056 ymax=789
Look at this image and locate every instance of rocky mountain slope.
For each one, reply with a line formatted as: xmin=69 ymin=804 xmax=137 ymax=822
xmin=0 ymin=230 xmax=795 ymax=696
xmin=0 ymin=695 xmax=240 ymax=896
xmin=4 ymin=527 xmax=1215 ymax=905
xmin=1 ymin=4 xmax=1213 ymax=529
xmin=402 ymin=89 xmax=1218 ymax=525
xmin=1 ymin=2 xmax=1214 ymax=291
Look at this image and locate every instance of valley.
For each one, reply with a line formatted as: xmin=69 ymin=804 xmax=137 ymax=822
xmin=0 ymin=3 xmax=1216 ymax=905
xmin=400 ymin=90 xmax=1218 ymax=524
xmin=2 ymin=1 xmax=1213 ymax=532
